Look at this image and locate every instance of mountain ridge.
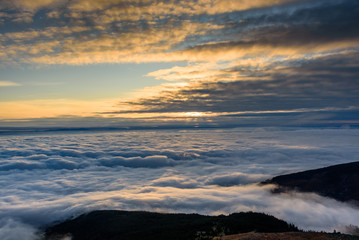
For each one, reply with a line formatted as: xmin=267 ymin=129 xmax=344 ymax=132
xmin=45 ymin=210 xmax=298 ymax=240
xmin=263 ymin=161 xmax=359 ymax=204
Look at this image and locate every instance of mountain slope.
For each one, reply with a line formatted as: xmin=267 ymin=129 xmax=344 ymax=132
xmin=214 ymin=232 xmax=359 ymax=240
xmin=264 ymin=161 xmax=359 ymax=203
xmin=45 ymin=210 xmax=298 ymax=240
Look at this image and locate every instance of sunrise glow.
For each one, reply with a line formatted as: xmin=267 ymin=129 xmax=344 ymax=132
xmin=1 ymin=1 xmax=359 ymax=239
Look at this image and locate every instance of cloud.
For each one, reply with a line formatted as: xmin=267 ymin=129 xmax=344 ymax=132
xmin=1 ymin=128 xmax=359 ymax=236
xmin=151 ymin=176 xmax=199 ymax=189
xmin=27 ymin=21 xmax=225 ymax=65
xmin=0 ymin=218 xmax=40 ymax=240
xmin=0 ymin=0 xmax=65 ymax=11
xmin=107 ymin=51 xmax=359 ymax=128
xmin=0 ymin=0 xmax=357 ymax=127
xmin=2 ymin=0 xmax=301 ymax=16
xmin=1 ymin=0 xmax=358 ymax=65
xmin=5 ymin=0 xmax=356 ymax=124
xmin=67 ymin=0 xmax=300 ymax=15
xmin=0 ymin=81 xmax=21 ymax=87
xmin=206 ymin=173 xmax=268 ymax=186
xmin=1 ymin=0 xmax=359 ymax=236
xmin=0 ymin=160 xmax=44 ymax=171
xmin=0 ymin=98 xmax=121 ymax=119
xmin=45 ymin=159 xmax=79 ymax=170
xmin=99 ymin=155 xmax=177 ymax=168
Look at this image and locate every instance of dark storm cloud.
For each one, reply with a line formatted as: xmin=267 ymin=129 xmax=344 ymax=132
xmin=121 ymin=52 xmax=359 ymax=122
xmin=215 ymin=0 xmax=359 ymax=45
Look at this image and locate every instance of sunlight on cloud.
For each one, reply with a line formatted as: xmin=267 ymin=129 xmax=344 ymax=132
xmin=68 ymin=0 xmax=300 ymax=15
xmin=0 ymin=1 xmax=359 ymax=239
xmin=146 ymin=62 xmax=234 ymax=82
xmin=28 ymin=40 xmax=359 ymax=66
xmin=0 ymin=98 xmax=120 ymax=119
xmin=0 ymin=0 xmax=358 ymax=123
xmin=181 ymin=112 xmax=205 ymax=117
xmin=1 ymin=129 xmax=359 ymax=234
xmin=0 ymin=81 xmax=21 ymax=87
xmin=1 ymin=0 xmax=358 ymax=67
xmin=113 ymin=50 xmax=359 ymax=126
xmin=1 ymin=0 xmax=65 ymax=11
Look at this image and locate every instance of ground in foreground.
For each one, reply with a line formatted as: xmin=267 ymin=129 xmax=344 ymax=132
xmin=214 ymin=232 xmax=359 ymax=240
xmin=45 ymin=210 xmax=298 ymax=240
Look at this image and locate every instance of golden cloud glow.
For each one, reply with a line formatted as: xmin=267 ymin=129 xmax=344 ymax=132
xmin=2 ymin=0 xmax=358 ymax=67
xmin=0 ymin=81 xmax=21 ymax=87
xmin=24 ymin=39 xmax=359 ymax=66
xmin=0 ymin=98 xmax=120 ymax=119
xmin=3 ymin=21 xmax=224 ymax=65
xmin=68 ymin=0 xmax=299 ymax=15
xmin=180 ymin=112 xmax=205 ymax=117
xmin=0 ymin=0 xmax=66 ymax=10
xmin=1 ymin=0 xmax=358 ymax=124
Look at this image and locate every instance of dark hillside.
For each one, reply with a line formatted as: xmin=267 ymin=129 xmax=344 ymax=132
xmin=45 ymin=210 xmax=298 ymax=240
xmin=264 ymin=161 xmax=359 ymax=203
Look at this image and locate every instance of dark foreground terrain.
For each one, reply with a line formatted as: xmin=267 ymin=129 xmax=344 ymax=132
xmin=263 ymin=161 xmax=359 ymax=203
xmin=214 ymin=232 xmax=359 ymax=240
xmin=45 ymin=210 xmax=298 ymax=240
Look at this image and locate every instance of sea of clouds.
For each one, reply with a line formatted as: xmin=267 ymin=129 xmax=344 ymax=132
xmin=1 ymin=128 xmax=359 ymax=239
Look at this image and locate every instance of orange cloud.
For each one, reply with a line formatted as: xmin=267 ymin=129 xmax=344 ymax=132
xmin=2 ymin=0 xmax=358 ymax=67
xmin=68 ymin=0 xmax=299 ymax=16
xmin=27 ymin=39 xmax=359 ymax=66
xmin=0 ymin=81 xmax=21 ymax=87
xmin=0 ymin=0 xmax=66 ymax=11
xmin=0 ymin=98 xmax=120 ymax=119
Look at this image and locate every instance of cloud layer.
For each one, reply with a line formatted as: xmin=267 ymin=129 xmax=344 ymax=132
xmin=1 ymin=128 xmax=359 ymax=239
xmin=108 ymin=50 xmax=359 ymax=127
xmin=1 ymin=2 xmax=359 ymax=237
xmin=0 ymin=0 xmax=358 ymax=126
xmin=1 ymin=0 xmax=358 ymax=65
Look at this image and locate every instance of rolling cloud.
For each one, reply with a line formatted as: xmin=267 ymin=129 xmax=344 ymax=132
xmin=1 ymin=128 xmax=359 ymax=239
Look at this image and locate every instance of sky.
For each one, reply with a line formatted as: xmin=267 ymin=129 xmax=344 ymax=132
xmin=1 ymin=2 xmax=359 ymax=238
xmin=0 ymin=0 xmax=358 ymax=128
